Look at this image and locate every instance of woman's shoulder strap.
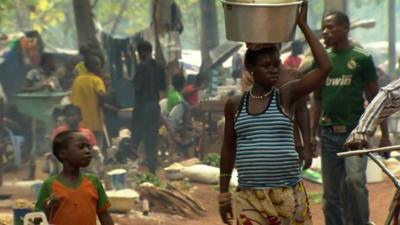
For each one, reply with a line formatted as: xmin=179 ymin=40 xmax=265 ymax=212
xmin=234 ymin=92 xmax=247 ymax=120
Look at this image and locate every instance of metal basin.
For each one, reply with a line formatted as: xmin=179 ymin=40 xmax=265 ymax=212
xmin=221 ymin=0 xmax=302 ymax=43
xmin=14 ymin=92 xmax=69 ymax=134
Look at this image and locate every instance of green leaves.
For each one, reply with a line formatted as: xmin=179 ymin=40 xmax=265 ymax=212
xmin=0 ymin=0 xmax=75 ymax=48
xmin=202 ymin=153 xmax=221 ymax=168
xmin=136 ymin=172 xmax=165 ymax=187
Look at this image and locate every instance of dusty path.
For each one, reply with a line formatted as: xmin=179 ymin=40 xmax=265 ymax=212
xmin=0 ymin=170 xmax=396 ymax=225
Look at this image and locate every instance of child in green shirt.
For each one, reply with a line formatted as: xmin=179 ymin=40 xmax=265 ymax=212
xmin=35 ymin=130 xmax=114 ymax=225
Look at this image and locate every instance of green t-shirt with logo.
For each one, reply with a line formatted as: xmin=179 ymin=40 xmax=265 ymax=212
xmin=320 ymin=47 xmax=377 ymax=128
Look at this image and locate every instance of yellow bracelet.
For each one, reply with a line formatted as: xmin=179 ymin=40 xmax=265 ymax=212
xmin=219 ymin=173 xmax=232 ymax=177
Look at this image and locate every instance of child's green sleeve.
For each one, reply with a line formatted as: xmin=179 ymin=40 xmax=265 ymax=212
xmin=94 ymin=177 xmax=110 ymax=212
xmin=35 ymin=180 xmax=52 ymax=212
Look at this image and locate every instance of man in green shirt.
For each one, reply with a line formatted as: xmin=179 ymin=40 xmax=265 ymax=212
xmin=310 ymin=11 xmax=390 ymax=225
xmin=167 ymin=74 xmax=185 ymax=114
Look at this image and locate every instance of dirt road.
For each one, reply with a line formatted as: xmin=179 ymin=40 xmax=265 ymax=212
xmin=0 ymin=174 xmax=396 ymax=225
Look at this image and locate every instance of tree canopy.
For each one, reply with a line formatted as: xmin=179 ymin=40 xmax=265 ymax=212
xmin=0 ymin=0 xmax=398 ymax=50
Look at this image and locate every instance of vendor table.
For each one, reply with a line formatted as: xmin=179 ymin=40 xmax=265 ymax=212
xmin=199 ymin=99 xmax=226 ymax=140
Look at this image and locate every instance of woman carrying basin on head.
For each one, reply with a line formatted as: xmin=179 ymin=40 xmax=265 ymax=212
xmin=218 ymin=1 xmax=332 ymax=225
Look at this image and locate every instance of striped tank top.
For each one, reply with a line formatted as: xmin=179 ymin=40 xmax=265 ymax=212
xmin=234 ymin=88 xmax=301 ymax=189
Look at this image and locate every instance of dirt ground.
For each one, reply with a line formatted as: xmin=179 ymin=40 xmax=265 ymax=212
xmin=0 ymin=168 xmax=397 ymax=225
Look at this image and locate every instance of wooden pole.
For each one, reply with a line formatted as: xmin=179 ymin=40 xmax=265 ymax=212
xmin=142 ymin=198 xmax=150 ymax=215
xmin=200 ymin=0 xmax=219 ymax=71
xmin=153 ymin=0 xmax=166 ymax=66
xmin=388 ymin=0 xmax=397 ymax=80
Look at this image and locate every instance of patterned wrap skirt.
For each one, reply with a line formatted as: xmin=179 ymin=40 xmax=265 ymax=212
xmin=234 ymin=182 xmax=312 ymax=225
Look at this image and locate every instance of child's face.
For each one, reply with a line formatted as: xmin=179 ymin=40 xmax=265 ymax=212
xmin=64 ymin=112 xmax=81 ymax=126
xmin=251 ymin=54 xmax=281 ymax=87
xmin=63 ymin=133 xmax=92 ymax=168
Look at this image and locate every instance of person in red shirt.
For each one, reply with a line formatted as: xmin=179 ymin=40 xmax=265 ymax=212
xmin=283 ymin=40 xmax=303 ymax=68
xmin=51 ymin=104 xmax=97 ymax=146
xmin=44 ymin=104 xmax=98 ymax=176
xmin=183 ymin=74 xmax=208 ymax=106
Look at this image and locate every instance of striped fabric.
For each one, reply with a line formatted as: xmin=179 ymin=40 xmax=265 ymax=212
xmin=346 ymin=79 xmax=400 ymax=144
xmin=234 ymin=89 xmax=301 ymax=189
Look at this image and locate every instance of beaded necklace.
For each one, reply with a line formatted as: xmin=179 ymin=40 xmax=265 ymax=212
xmin=249 ymin=88 xmax=273 ymax=99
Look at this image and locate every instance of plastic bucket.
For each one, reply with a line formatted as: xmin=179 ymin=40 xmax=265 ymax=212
xmin=221 ymin=0 xmax=302 ymax=43
xmin=23 ymin=212 xmax=50 ymax=225
xmin=107 ymin=169 xmax=127 ymax=190
xmin=13 ymin=208 xmax=31 ymax=225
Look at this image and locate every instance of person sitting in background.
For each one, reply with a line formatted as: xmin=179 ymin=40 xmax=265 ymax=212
xmin=283 ymin=40 xmax=303 ymax=68
xmin=51 ymin=104 xmax=97 ymax=145
xmin=59 ymin=55 xmax=81 ymax=91
xmin=183 ymin=74 xmax=208 ymax=106
xmin=45 ymin=104 xmax=103 ymax=176
xmin=166 ymin=75 xmax=191 ymax=138
xmin=159 ymin=75 xmax=197 ymax=159
xmin=0 ymin=101 xmax=26 ymax=168
xmin=22 ymin=53 xmax=62 ymax=93
xmin=231 ymin=52 xmax=243 ymax=84
xmin=167 ymin=74 xmax=185 ymax=114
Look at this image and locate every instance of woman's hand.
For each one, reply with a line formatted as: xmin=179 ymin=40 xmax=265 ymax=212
xmin=219 ymin=192 xmax=233 ymax=225
xmin=297 ymin=0 xmax=308 ymax=28
xmin=299 ymin=149 xmax=313 ymax=170
xmin=42 ymin=80 xmax=55 ymax=91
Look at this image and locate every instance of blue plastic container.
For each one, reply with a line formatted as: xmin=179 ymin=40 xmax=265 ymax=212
xmin=13 ymin=208 xmax=31 ymax=225
xmin=107 ymin=169 xmax=127 ymax=190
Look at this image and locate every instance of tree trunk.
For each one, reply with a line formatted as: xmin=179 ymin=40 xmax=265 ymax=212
xmin=153 ymin=0 xmax=172 ymax=34
xmin=13 ymin=0 xmax=31 ymax=31
xmin=154 ymin=0 xmax=187 ymax=87
xmin=72 ymin=0 xmax=99 ymax=47
xmin=200 ymin=0 xmax=219 ymax=71
xmin=324 ymin=0 xmax=348 ymax=13
xmin=152 ymin=0 xmax=173 ymax=66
